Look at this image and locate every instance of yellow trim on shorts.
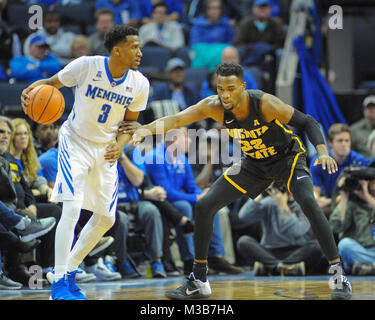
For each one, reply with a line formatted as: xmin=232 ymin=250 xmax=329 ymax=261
xmin=286 ymin=137 xmax=306 ymax=192
xmin=224 ymin=168 xmax=247 ymax=194
xmin=274 ymin=119 xmax=307 ymax=192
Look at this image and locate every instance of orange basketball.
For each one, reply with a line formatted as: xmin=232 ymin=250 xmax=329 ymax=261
xmin=26 ymin=84 xmax=65 ymax=124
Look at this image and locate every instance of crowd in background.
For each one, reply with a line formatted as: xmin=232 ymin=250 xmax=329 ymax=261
xmin=1 ymin=0 xmax=375 ymax=290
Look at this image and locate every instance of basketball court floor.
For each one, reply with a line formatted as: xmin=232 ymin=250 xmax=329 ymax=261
xmin=0 ymin=272 xmax=374 ymax=300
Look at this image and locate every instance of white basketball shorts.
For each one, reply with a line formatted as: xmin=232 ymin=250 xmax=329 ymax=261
xmin=50 ymin=124 xmax=119 ymax=216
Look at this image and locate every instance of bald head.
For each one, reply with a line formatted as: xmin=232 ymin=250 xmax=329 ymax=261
xmin=221 ymin=46 xmax=240 ymax=64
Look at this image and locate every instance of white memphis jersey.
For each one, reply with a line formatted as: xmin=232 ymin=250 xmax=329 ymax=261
xmin=57 ymin=55 xmax=150 ymax=143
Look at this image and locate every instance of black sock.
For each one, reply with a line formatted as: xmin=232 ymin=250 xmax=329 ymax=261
xmin=192 ymin=261 xmax=208 ymax=282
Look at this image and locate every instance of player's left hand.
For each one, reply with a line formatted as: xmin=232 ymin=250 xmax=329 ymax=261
xmin=313 ymin=154 xmax=338 ymax=174
xmin=104 ymin=143 xmax=121 ymax=164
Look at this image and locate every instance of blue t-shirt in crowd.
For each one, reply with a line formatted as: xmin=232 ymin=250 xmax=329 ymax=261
xmin=144 ymin=142 xmax=202 ymax=205
xmin=310 ymin=149 xmax=375 ymax=197
xmin=38 ymin=148 xmax=58 ymax=183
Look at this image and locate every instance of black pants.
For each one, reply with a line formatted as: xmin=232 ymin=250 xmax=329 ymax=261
xmin=193 ymin=151 xmax=339 ymax=264
xmin=237 ymin=236 xmax=325 ymax=274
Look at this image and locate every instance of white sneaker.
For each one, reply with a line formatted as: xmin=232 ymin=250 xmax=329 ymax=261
xmin=46 ymin=268 xmax=96 ymax=284
xmin=86 ymin=258 xmax=121 ymax=281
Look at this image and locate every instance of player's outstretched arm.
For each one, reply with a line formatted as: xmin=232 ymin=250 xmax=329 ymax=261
xmin=261 ymin=93 xmax=338 ymax=174
xmin=21 ymin=74 xmax=64 ymax=114
xmin=127 ymin=99 xmax=213 ymax=145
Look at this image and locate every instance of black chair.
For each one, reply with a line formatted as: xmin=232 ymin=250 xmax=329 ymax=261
xmin=140 ymin=46 xmax=173 ymax=72
xmin=184 ymin=67 xmax=208 ymax=89
xmin=176 ymin=47 xmax=192 ymax=67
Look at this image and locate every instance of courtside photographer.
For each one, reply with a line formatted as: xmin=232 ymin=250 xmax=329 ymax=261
xmin=329 ymin=165 xmax=375 ymax=275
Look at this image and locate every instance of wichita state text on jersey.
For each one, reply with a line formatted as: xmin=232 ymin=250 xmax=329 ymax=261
xmin=224 ymin=90 xmax=305 ymax=160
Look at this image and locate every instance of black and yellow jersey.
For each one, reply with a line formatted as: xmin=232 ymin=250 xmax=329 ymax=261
xmin=223 ymin=90 xmax=306 ymax=161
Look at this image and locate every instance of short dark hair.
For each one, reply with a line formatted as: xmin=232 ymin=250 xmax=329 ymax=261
xmin=215 ymin=62 xmax=244 ymax=81
xmin=104 ymin=25 xmax=139 ymax=53
xmin=152 ymin=2 xmax=169 ymax=14
xmin=95 ymin=8 xmax=114 ymax=23
xmin=43 ymin=9 xmax=60 ymax=21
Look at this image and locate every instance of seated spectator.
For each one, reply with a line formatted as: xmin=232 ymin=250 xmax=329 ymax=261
xmin=221 ymin=46 xmax=258 ymax=89
xmin=185 ymin=0 xmax=243 ymax=26
xmin=8 ymin=118 xmax=52 ymax=202
xmin=28 ymin=0 xmax=82 ymax=5
xmin=234 ymin=0 xmax=285 ymax=49
xmin=367 ymin=129 xmax=375 ymax=157
xmin=32 ymin=123 xmax=59 ymax=157
xmin=350 ymin=95 xmax=375 ymax=158
xmin=96 ymin=0 xmax=141 ymax=26
xmin=200 ymin=71 xmax=218 ymax=99
xmin=0 ymin=116 xmax=60 ymax=285
xmin=139 ymin=0 xmax=184 ymax=24
xmin=0 ymin=18 xmax=21 ymax=81
xmin=89 ymin=9 xmax=114 ymax=56
xmin=9 ymin=34 xmax=61 ymax=82
xmin=310 ymin=123 xmax=375 ymax=214
xmin=200 ymin=46 xmax=258 ymax=98
xmin=144 ymin=127 xmax=243 ymax=275
xmin=124 ymin=142 xmax=195 ymax=276
xmin=70 ymin=35 xmax=90 ymax=61
xmin=151 ymin=58 xmax=200 ymax=110
xmin=23 ymin=10 xmax=76 ymax=66
xmin=330 ymin=173 xmax=375 ymax=275
xmin=38 ymin=144 xmax=58 ymax=188
xmin=189 ymin=0 xmax=234 ymax=71
xmin=237 ymin=181 xmax=324 ymax=276
xmin=117 ymin=146 xmax=167 ymax=278
xmin=139 ymin=2 xmax=185 ymax=51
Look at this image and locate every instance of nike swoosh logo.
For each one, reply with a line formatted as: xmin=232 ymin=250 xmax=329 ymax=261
xmin=225 ymin=119 xmax=234 ymax=124
xmin=297 ymin=175 xmax=309 ymax=180
xmin=186 ymin=288 xmax=200 ymax=295
xmin=92 ymin=79 xmax=100 ymax=81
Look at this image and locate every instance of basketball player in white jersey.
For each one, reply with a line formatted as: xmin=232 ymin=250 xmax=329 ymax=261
xmin=21 ymin=25 xmax=149 ymax=300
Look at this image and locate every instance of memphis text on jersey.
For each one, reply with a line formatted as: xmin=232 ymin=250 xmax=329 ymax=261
xmin=226 ymin=123 xmax=277 ymax=160
xmin=85 ymin=84 xmax=133 ymax=108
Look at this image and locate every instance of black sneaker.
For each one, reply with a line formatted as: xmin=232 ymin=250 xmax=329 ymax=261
xmin=331 ymin=275 xmax=352 ymax=300
xmin=0 ymin=271 xmax=22 ymax=290
xmin=165 ymin=273 xmax=212 ymax=300
xmin=181 ymin=220 xmax=194 ymax=235
xmin=18 ymin=217 xmax=56 ymax=242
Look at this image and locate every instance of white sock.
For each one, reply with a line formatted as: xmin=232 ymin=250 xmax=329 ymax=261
xmin=53 ymin=200 xmax=82 ymax=282
xmin=68 ymin=213 xmax=115 ymax=272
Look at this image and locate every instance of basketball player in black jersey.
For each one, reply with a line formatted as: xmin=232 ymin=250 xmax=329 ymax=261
xmin=121 ymin=63 xmax=352 ymax=300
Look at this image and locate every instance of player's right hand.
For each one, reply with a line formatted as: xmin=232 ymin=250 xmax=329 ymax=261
xmin=21 ymin=85 xmax=35 ymax=114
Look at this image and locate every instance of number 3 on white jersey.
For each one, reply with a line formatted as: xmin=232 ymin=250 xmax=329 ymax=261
xmin=98 ymin=104 xmax=111 ymax=123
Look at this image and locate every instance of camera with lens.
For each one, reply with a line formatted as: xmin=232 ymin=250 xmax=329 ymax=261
xmin=339 ymin=165 xmax=375 ymax=193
